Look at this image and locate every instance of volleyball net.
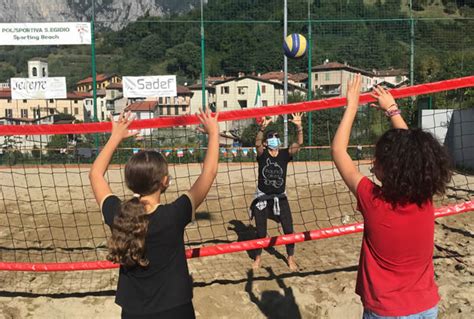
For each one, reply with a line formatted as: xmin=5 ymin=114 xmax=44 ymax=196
xmin=0 ymin=76 xmax=472 ymax=273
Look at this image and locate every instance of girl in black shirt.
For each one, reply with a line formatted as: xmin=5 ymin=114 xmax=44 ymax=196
xmin=251 ymin=113 xmax=304 ymax=271
xmin=89 ymin=110 xmax=219 ymax=319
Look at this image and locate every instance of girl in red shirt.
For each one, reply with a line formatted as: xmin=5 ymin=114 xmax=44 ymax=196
xmin=331 ymin=74 xmax=452 ymax=318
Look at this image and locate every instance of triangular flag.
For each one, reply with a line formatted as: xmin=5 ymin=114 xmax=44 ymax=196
xmin=188 ymin=148 xmax=194 ymax=155
xmin=252 ymin=147 xmax=257 ymax=154
xmin=231 ymin=149 xmax=238 ymax=157
xmin=177 ymin=149 xmax=184 ymax=158
xmin=242 ymin=148 xmax=249 ymax=156
xmin=254 ymin=82 xmax=262 ymax=107
xmin=220 ymin=147 xmax=226 ymax=154
xmin=132 ymin=148 xmax=140 ymax=154
xmin=164 ymin=150 xmax=172 ymax=157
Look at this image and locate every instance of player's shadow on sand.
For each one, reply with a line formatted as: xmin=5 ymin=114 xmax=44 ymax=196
xmin=228 ymin=220 xmax=287 ymax=263
xmin=246 ymin=267 xmax=302 ymax=319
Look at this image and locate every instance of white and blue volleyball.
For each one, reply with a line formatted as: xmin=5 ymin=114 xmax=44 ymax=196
xmin=283 ymin=33 xmax=307 ymax=59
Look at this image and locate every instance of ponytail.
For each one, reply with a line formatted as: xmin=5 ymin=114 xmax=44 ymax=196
xmin=107 ymin=197 xmax=150 ymax=268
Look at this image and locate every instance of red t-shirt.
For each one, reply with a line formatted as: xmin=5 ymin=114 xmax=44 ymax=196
xmin=356 ymin=177 xmax=439 ymax=316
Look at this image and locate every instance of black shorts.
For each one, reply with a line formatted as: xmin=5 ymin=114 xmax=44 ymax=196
xmin=121 ymin=302 xmax=195 ymax=319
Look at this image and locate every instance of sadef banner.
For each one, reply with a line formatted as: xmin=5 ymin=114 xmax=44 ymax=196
xmin=0 ymin=22 xmax=91 ymax=46
xmin=11 ymin=77 xmax=67 ymax=100
xmin=123 ymin=75 xmax=177 ymax=98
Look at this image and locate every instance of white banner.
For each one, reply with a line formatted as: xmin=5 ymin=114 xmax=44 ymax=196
xmin=11 ymin=77 xmax=67 ymax=100
xmin=0 ymin=22 xmax=91 ymax=46
xmin=123 ymin=75 xmax=177 ymax=98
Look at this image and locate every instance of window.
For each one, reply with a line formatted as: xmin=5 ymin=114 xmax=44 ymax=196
xmin=74 ymin=100 xmax=78 ymax=104
xmin=175 ymin=106 xmax=179 ymax=115
xmin=159 ymin=97 xmax=163 ymax=104
xmin=49 ymin=99 xmax=54 ymax=103
xmin=64 ymin=108 xmax=68 ymax=114
xmin=223 ymin=101 xmax=228 ymax=108
xmin=166 ymin=97 xmax=170 ymax=104
xmin=315 ymin=74 xmax=318 ymax=81
xmin=7 ymin=99 xmax=11 ymax=103
xmin=221 ymin=86 xmax=229 ymax=94
xmin=74 ymin=108 xmax=79 ymax=115
xmin=23 ymin=99 xmax=27 ymax=103
xmin=100 ymin=101 xmax=104 ymax=107
xmin=159 ymin=107 xmax=163 ymax=116
xmin=167 ymin=106 xmax=171 ymax=115
xmin=5 ymin=109 xmax=12 ymax=118
xmin=238 ymin=100 xmax=247 ymax=109
xmin=182 ymin=106 xmax=186 ymax=112
xmin=32 ymin=67 xmax=37 ymax=77
xmin=101 ymin=112 xmax=104 ymax=120
xmin=262 ymin=100 xmax=268 ymax=107
xmin=325 ymin=73 xmax=330 ymax=81
xmin=262 ymin=85 xmax=266 ymax=93
xmin=49 ymin=109 xmax=55 ymax=115
xmin=238 ymin=86 xmax=247 ymax=95
xmin=42 ymin=68 xmax=46 ymax=77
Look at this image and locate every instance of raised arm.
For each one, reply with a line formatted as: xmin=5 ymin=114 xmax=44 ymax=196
xmin=331 ymin=74 xmax=364 ymax=195
xmin=89 ymin=112 xmax=138 ymax=206
xmin=188 ymin=109 xmax=219 ymax=213
xmin=289 ymin=113 xmax=304 ymax=155
xmin=255 ymin=117 xmax=271 ymax=156
xmin=370 ymin=86 xmax=408 ymax=130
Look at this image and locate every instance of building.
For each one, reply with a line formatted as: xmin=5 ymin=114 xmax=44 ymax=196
xmin=258 ymin=71 xmax=308 ymax=88
xmin=28 ymin=58 xmax=48 ymax=78
xmin=76 ymin=73 xmax=121 ymax=93
xmin=188 ymin=83 xmax=216 ymax=115
xmin=311 ymin=61 xmax=375 ymax=97
xmin=211 ymin=75 xmax=307 ymax=142
xmin=373 ymin=68 xmax=409 ymax=88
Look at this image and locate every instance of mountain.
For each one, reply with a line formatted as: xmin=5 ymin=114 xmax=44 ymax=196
xmin=0 ymin=0 xmax=200 ymax=30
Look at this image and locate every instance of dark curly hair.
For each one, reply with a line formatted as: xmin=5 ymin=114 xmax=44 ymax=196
xmin=107 ymin=151 xmax=168 ymax=268
xmin=373 ymin=128 xmax=452 ymax=207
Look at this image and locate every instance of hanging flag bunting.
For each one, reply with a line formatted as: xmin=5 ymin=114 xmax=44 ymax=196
xmin=231 ymin=149 xmax=238 ymax=157
xmin=252 ymin=147 xmax=257 ymax=154
xmin=242 ymin=148 xmax=249 ymax=156
xmin=220 ymin=147 xmax=226 ymax=154
xmin=188 ymin=148 xmax=194 ymax=155
xmin=164 ymin=149 xmax=172 ymax=157
xmin=132 ymin=148 xmax=140 ymax=154
xmin=177 ymin=149 xmax=184 ymax=158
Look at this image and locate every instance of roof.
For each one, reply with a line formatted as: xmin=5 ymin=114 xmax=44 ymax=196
xmin=77 ymin=74 xmax=118 ymax=85
xmin=28 ymin=57 xmax=48 ymax=63
xmin=312 ymin=62 xmax=374 ymax=76
xmin=177 ymin=85 xmax=192 ymax=95
xmin=0 ymin=89 xmax=97 ymax=100
xmin=214 ymin=75 xmax=307 ymax=93
xmin=106 ymin=83 xmax=123 ymax=90
xmin=258 ymin=72 xmax=307 ymax=83
xmin=207 ymin=75 xmax=233 ymax=84
xmin=125 ymin=101 xmax=158 ymax=112
xmin=187 ymin=83 xmax=216 ymax=91
xmin=374 ymin=69 xmax=408 ymax=77
xmin=291 ymin=73 xmax=308 ymax=82
xmin=0 ymin=89 xmax=11 ymax=99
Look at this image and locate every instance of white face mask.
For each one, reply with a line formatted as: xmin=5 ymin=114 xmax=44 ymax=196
xmin=267 ymin=137 xmax=281 ymax=149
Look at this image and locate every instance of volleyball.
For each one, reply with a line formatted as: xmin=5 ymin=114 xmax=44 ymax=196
xmin=283 ymin=33 xmax=307 ymax=59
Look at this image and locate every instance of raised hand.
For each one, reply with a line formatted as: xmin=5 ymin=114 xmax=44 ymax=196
xmin=196 ymin=108 xmax=219 ymax=135
xmin=346 ymin=73 xmax=362 ymax=108
xmin=110 ymin=111 xmax=139 ymax=140
xmin=370 ymin=85 xmax=397 ymax=111
xmin=289 ymin=113 xmax=303 ymax=128
xmin=260 ymin=116 xmax=272 ymax=129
